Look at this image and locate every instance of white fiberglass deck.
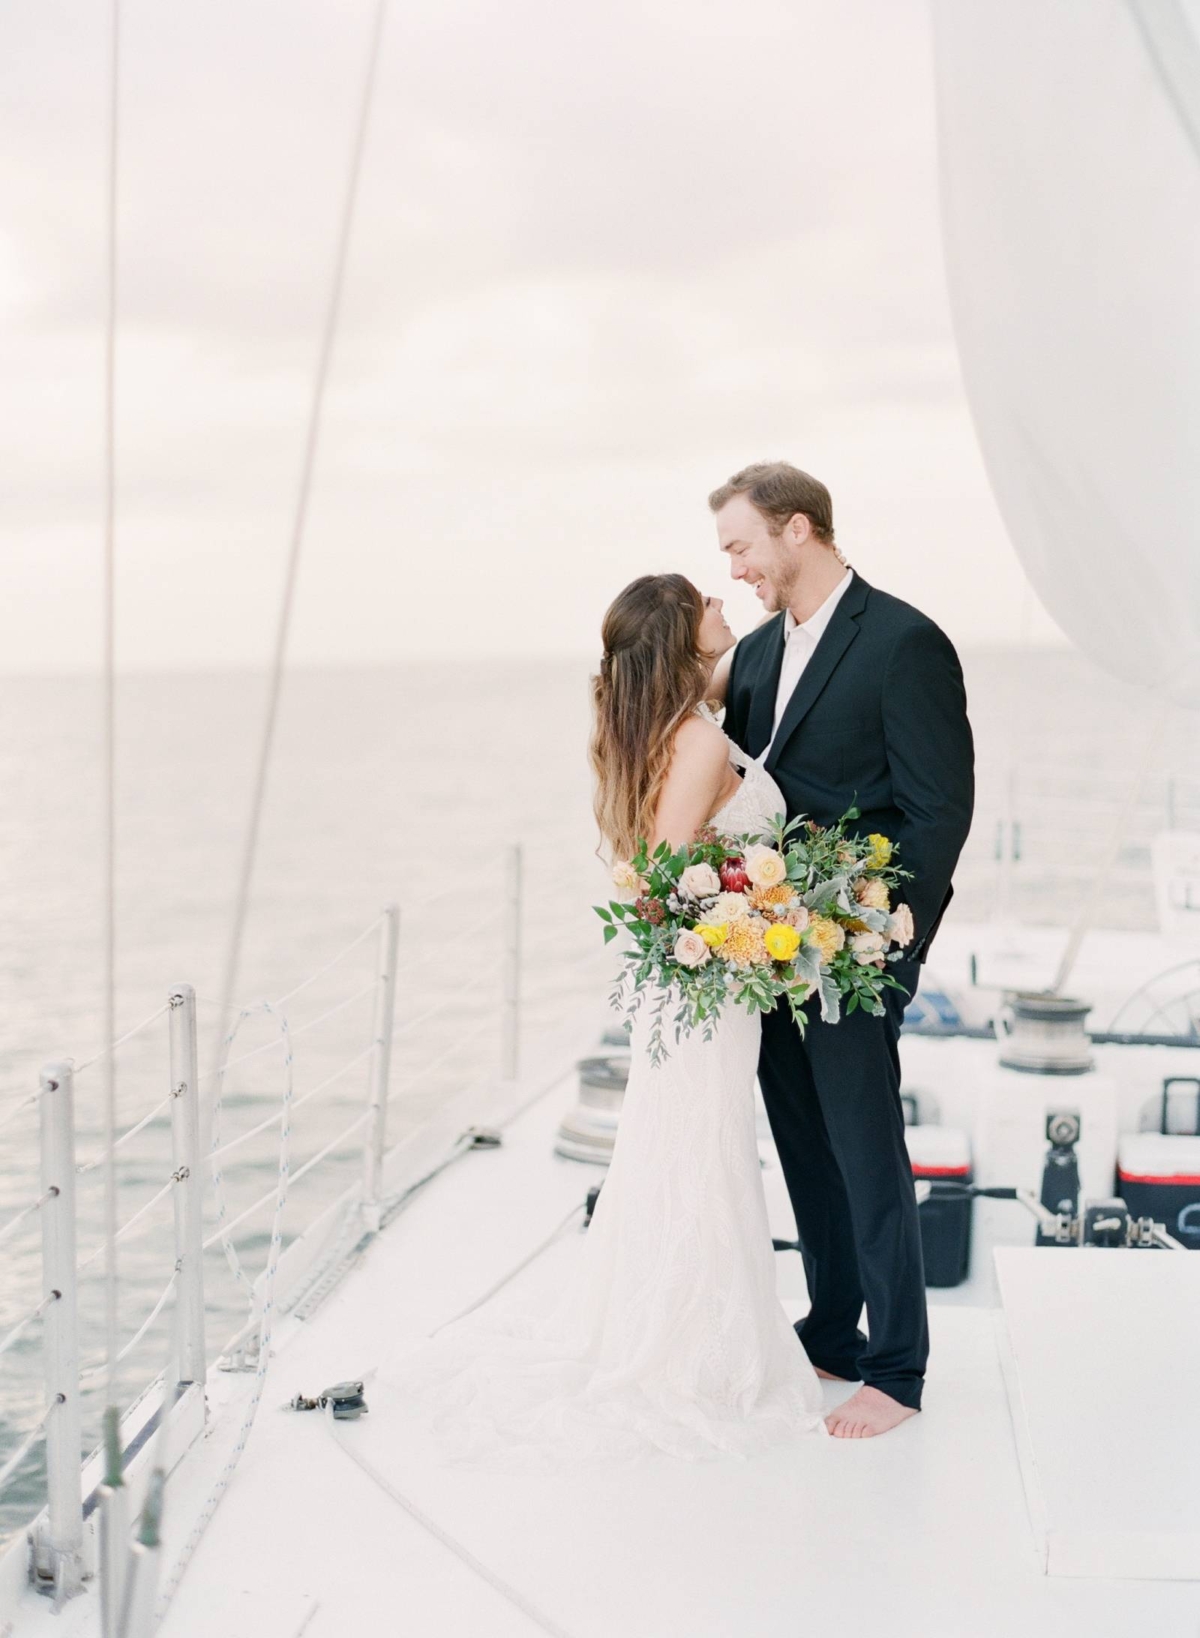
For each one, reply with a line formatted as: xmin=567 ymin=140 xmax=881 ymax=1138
xmin=997 ymin=1246 xmax=1200 ymax=1581
xmin=10 ymin=1024 xmax=1200 ymax=1638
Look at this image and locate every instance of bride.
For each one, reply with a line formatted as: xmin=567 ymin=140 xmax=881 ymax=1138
xmin=382 ymin=572 xmax=827 ymax=1461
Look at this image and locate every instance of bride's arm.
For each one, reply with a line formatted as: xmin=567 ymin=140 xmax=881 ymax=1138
xmin=648 ymin=717 xmax=731 ymax=851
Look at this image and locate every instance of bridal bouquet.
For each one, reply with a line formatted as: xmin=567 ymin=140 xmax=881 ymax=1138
xmin=597 ymin=809 xmax=914 ymax=1063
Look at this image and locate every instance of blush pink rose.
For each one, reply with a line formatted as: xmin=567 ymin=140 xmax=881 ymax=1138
xmin=679 ymin=862 xmax=721 ymax=898
xmin=672 ymin=929 xmax=711 ymax=968
xmin=850 ymin=929 xmax=886 ymax=966
xmin=888 ymin=903 xmax=915 ymax=947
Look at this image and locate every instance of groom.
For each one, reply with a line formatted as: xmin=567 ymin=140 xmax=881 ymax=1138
xmin=712 ymin=461 xmax=974 ymax=1438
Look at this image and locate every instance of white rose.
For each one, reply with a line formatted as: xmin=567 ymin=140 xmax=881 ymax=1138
xmin=679 ymin=862 xmax=721 ymax=898
xmin=672 ymin=929 xmax=710 ymax=968
xmin=744 ymin=845 xmax=787 ymax=888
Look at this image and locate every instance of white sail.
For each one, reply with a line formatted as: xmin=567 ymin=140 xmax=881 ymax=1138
xmin=931 ymin=0 xmax=1200 ymax=708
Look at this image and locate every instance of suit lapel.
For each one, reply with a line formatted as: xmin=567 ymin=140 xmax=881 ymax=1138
xmin=764 ymin=573 xmax=871 ymax=775
xmin=745 ymin=616 xmax=786 ymax=759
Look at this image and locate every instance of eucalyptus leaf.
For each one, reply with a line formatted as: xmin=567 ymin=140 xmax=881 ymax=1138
xmin=801 ymin=873 xmax=849 ymax=909
xmin=818 ymin=970 xmax=841 ymax=1025
xmin=855 ymin=906 xmax=890 ymax=933
xmin=792 ymin=947 xmax=824 ymax=991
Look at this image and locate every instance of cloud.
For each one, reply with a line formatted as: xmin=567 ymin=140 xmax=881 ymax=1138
xmin=0 ymin=0 xmax=1063 ymax=670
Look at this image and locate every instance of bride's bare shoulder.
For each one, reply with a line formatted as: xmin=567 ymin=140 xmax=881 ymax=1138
xmin=668 ymin=713 xmax=729 ymax=777
xmin=649 ymin=713 xmax=733 ymax=848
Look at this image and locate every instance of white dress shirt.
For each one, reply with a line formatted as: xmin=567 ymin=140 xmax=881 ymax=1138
xmin=769 ymin=568 xmax=855 ymax=748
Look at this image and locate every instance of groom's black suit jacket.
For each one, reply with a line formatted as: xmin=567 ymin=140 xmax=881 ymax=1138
xmin=724 ymin=572 xmax=974 ymax=963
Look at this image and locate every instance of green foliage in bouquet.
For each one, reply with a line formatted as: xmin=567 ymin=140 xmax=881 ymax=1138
xmin=596 ymin=807 xmax=915 ymax=1065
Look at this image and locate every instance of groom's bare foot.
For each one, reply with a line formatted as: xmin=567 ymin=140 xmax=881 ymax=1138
xmin=813 ymin=1367 xmax=854 ymax=1382
xmin=825 ymin=1385 xmax=918 ymax=1439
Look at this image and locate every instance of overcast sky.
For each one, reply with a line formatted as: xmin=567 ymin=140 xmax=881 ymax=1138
xmin=0 ymin=0 xmax=1066 ymax=671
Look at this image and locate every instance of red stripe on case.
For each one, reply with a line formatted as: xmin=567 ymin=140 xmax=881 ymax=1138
xmin=1118 ymin=1172 xmax=1200 ymax=1186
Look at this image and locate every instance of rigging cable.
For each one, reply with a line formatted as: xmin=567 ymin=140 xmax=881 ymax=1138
xmin=100 ymin=0 xmax=124 ymax=1498
xmin=156 ymin=2 xmax=391 ymax=1615
xmin=207 ymin=0 xmax=390 ymax=1137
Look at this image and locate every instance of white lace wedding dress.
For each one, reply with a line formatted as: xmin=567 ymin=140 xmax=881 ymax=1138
xmin=381 ymin=711 xmax=827 ymax=1463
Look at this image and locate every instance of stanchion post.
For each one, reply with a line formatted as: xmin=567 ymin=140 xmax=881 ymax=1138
xmin=362 ymin=905 xmax=400 ymax=1234
xmin=36 ymin=1060 xmax=84 ymax=1600
xmin=501 ymin=844 xmax=523 ymax=1082
xmin=169 ymin=984 xmax=206 ymax=1386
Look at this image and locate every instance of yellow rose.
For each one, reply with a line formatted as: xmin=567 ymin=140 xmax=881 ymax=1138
xmin=805 ymin=913 xmax=846 ymax=966
xmin=866 ymin=833 xmax=893 ymax=869
xmin=764 ymin=923 xmax=801 ymax=962
xmin=694 ymin=922 xmax=729 ymax=949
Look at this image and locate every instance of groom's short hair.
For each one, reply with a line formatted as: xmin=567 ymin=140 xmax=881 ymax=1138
xmin=707 ymin=461 xmax=835 ymax=545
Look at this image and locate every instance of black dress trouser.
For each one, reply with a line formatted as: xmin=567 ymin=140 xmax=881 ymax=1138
xmin=757 ymin=956 xmax=928 ymax=1410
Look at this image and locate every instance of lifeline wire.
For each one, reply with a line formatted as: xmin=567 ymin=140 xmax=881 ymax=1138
xmin=0 ymin=1407 xmax=53 ymax=1493
xmin=0 ymin=1087 xmax=46 ymax=1138
xmin=0 ymin=1187 xmax=57 ymax=1249
xmin=156 ymin=1000 xmax=296 ymax=1620
xmin=75 ymin=1002 xmax=170 ymax=1076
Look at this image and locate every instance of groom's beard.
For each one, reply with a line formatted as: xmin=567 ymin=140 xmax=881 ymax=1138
xmin=762 ymin=562 xmax=799 ymax=613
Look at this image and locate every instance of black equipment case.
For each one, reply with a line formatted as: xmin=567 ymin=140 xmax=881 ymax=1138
xmin=905 ymin=1125 xmax=973 ymax=1287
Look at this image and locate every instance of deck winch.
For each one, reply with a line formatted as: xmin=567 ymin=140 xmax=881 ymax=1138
xmin=287 ymin=1379 xmax=369 ymax=1420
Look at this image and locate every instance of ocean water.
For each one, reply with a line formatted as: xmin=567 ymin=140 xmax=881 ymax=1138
xmin=0 ymin=647 xmax=1196 ymax=1539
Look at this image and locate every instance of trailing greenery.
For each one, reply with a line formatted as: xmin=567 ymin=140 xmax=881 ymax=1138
xmin=598 ymin=807 xmax=914 ymax=1065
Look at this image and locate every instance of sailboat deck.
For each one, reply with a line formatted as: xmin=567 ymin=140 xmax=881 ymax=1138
xmin=14 ymin=1030 xmax=1198 ymax=1638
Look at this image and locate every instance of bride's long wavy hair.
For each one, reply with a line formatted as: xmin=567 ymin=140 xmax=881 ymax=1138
xmin=590 ymin=574 xmax=715 ymax=861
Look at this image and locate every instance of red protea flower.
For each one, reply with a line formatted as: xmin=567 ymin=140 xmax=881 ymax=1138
xmin=719 ymin=857 xmax=749 ymax=894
